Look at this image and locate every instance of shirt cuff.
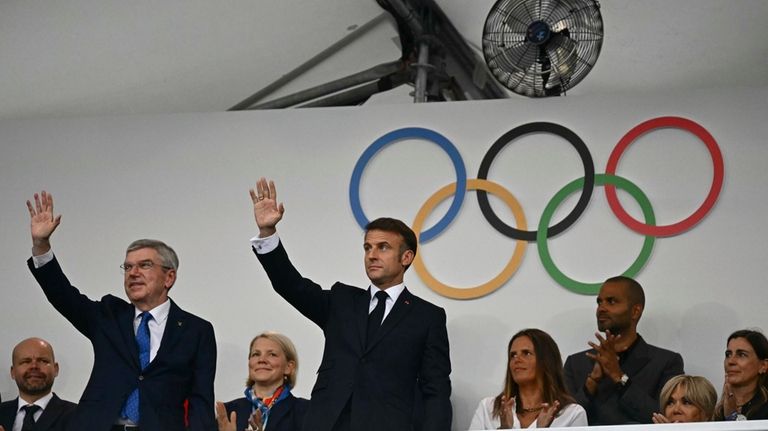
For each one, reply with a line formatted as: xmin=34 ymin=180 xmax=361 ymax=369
xmin=250 ymin=233 xmax=279 ymax=254
xmin=32 ymin=249 xmax=54 ymax=268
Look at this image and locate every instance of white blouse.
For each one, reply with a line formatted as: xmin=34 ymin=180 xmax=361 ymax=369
xmin=468 ymin=396 xmax=587 ymax=429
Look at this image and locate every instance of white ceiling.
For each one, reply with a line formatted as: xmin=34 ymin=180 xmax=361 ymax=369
xmin=1 ymin=0 xmax=766 ymax=120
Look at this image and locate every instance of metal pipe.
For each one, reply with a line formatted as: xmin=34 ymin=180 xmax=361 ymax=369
xmin=229 ymin=13 xmax=390 ymax=110
xmin=299 ymin=71 xmax=410 ymax=107
xmin=249 ymin=60 xmax=403 ymax=109
xmin=413 ymin=42 xmax=430 ymax=102
xmin=384 ymin=0 xmax=423 ymax=36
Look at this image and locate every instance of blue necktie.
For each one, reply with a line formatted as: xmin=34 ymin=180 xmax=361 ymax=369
xmin=121 ymin=312 xmax=152 ymax=423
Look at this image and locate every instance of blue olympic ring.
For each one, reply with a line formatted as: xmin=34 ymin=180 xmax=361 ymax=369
xmin=349 ymin=127 xmax=467 ymax=243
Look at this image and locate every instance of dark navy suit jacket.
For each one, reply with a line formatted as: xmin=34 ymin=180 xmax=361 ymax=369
xmin=255 ymin=242 xmax=452 ymax=431
xmin=223 ymin=393 xmax=309 ymax=431
xmin=28 ymin=256 xmax=217 ymax=431
xmin=0 ymin=394 xmax=76 ymax=431
xmin=563 ymin=335 xmax=684 ymax=425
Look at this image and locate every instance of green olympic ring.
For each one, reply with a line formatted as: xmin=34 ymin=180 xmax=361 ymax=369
xmin=537 ymin=174 xmax=656 ymax=295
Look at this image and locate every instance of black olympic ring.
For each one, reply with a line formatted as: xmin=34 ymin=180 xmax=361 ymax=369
xmin=476 ymin=122 xmax=595 ymax=241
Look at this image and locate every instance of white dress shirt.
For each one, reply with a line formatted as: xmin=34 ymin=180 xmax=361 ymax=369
xmin=13 ymin=392 xmax=53 ymax=431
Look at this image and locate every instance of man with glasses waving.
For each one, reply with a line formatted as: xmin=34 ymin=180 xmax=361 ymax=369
xmin=24 ymin=191 xmax=217 ymax=431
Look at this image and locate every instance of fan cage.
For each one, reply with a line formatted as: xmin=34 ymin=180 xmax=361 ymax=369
xmin=482 ymin=0 xmax=603 ymax=97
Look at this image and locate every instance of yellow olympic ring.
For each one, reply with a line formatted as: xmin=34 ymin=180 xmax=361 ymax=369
xmin=412 ymin=179 xmax=528 ymax=299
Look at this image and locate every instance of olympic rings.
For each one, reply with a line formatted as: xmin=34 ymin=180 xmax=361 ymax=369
xmin=605 ymin=116 xmax=724 ymax=237
xmin=477 ymin=122 xmax=595 ymax=241
xmin=349 ymin=117 xmax=723 ymax=298
xmin=349 ymin=127 xmax=467 ymax=242
xmin=412 ymin=179 xmax=528 ymax=299
xmin=537 ymin=174 xmax=656 ymax=295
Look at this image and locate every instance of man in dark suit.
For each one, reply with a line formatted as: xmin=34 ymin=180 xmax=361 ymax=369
xmin=248 ymin=178 xmax=452 ymax=431
xmin=25 ymin=191 xmax=217 ymax=431
xmin=563 ymin=276 xmax=684 ymax=425
xmin=0 ymin=338 xmax=76 ymax=431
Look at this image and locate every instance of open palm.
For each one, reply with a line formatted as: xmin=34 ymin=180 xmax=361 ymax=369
xmin=26 ymin=191 xmax=61 ymax=243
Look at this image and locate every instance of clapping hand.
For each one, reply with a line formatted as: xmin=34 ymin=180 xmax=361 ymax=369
xmin=247 ymin=409 xmax=264 ymax=431
xmin=536 ymin=400 xmax=560 ymax=428
xmin=652 ymin=412 xmax=671 ymax=423
xmin=498 ymin=394 xmax=516 ymax=429
xmin=250 ymin=177 xmax=284 ymax=238
xmin=215 ymin=401 xmax=237 ymax=431
xmin=586 ymin=330 xmax=626 ymax=383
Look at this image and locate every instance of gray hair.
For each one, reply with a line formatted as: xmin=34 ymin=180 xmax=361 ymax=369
xmin=126 ymin=239 xmax=179 ymax=270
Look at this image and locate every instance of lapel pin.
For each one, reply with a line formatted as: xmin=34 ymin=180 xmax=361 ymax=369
xmin=177 ymin=321 xmax=183 ymax=326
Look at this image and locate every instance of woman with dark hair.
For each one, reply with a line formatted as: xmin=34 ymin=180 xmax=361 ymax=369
xmin=216 ymin=332 xmax=309 ymax=431
xmin=469 ymin=329 xmax=587 ymax=429
xmin=713 ymin=329 xmax=768 ymax=421
xmin=652 ymin=375 xmax=717 ymax=423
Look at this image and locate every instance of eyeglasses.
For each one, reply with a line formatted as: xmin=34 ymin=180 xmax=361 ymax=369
xmin=120 ymin=260 xmax=171 ymax=273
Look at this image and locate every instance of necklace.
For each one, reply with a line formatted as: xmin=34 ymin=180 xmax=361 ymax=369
xmin=519 ymin=405 xmax=544 ymax=414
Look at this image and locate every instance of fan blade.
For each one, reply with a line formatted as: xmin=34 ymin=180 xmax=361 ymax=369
xmin=544 ymin=32 xmax=578 ymax=86
xmin=490 ymin=41 xmax=537 ymax=73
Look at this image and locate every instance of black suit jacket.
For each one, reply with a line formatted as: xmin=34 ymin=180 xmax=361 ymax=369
xmin=0 ymin=394 xmax=76 ymax=431
xmin=223 ymin=394 xmax=309 ymax=431
xmin=563 ymin=334 xmax=684 ymax=425
xmin=28 ymin=256 xmax=217 ymax=431
xmin=255 ymin=242 xmax=452 ymax=431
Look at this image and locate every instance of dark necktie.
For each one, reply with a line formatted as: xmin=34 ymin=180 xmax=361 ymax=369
xmin=121 ymin=312 xmax=152 ymax=423
xmin=21 ymin=404 xmax=41 ymax=431
xmin=367 ymin=290 xmax=389 ymax=346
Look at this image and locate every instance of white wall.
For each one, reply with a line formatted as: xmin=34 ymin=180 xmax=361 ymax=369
xmin=1 ymin=87 xmax=766 ymax=429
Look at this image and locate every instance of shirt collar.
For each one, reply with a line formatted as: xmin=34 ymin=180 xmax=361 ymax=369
xmin=134 ymin=298 xmax=171 ymax=325
xmin=17 ymin=391 xmax=54 ymax=412
xmin=369 ymin=283 xmax=405 ymax=303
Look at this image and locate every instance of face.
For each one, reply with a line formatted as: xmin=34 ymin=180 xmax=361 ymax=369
xmin=248 ymin=337 xmax=295 ymax=389
xmin=509 ymin=336 xmax=539 ymax=386
xmin=724 ymin=337 xmax=768 ymax=389
xmin=123 ymin=247 xmax=175 ymax=311
xmin=363 ymin=229 xmax=414 ymax=289
xmin=10 ymin=339 xmax=59 ymax=398
xmin=595 ymin=281 xmax=637 ymax=334
xmin=664 ymin=384 xmax=706 ymax=422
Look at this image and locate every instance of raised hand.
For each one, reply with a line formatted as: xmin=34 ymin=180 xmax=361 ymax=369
xmin=652 ymin=412 xmax=671 ymax=423
xmin=250 ymin=177 xmax=284 ymax=238
xmin=215 ymin=401 xmax=237 ymax=431
xmin=498 ymin=394 xmax=516 ymax=429
xmin=26 ymin=190 xmax=61 ymax=255
xmin=586 ymin=330 xmax=625 ymax=383
xmin=248 ymin=409 xmax=264 ymax=431
xmin=537 ymin=400 xmax=560 ymax=428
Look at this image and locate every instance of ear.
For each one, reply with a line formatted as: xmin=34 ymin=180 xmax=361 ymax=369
xmin=631 ymin=303 xmax=643 ymax=321
xmin=9 ymin=366 xmax=15 ymax=381
xmin=285 ymin=360 xmax=296 ymax=377
xmin=760 ymin=359 xmax=768 ymax=374
xmin=53 ymin=362 xmax=59 ymax=378
xmin=400 ymin=249 xmax=415 ymax=267
xmin=164 ymin=269 xmax=177 ymax=289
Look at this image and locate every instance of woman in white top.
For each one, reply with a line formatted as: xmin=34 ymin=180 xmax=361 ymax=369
xmin=469 ymin=329 xmax=587 ymax=429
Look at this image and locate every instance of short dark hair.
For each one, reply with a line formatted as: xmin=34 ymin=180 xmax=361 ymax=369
xmin=605 ymin=275 xmax=645 ymax=307
xmin=365 ymin=217 xmax=417 ymax=258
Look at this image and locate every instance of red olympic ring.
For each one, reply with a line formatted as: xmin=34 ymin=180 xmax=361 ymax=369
xmin=605 ymin=116 xmax=724 ymax=237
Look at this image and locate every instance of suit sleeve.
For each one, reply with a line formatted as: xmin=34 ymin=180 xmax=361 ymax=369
xmin=27 ymin=256 xmax=99 ymax=337
xmin=563 ymin=354 xmax=594 ymax=414
xmin=187 ymin=320 xmax=217 ymax=431
xmin=417 ymin=307 xmax=452 ymax=431
xmin=617 ymin=351 xmax=684 ymax=423
xmin=254 ymin=241 xmax=331 ymax=328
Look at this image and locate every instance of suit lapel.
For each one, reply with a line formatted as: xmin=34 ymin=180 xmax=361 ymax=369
xmin=365 ymin=287 xmax=414 ymax=352
xmin=620 ymin=335 xmax=651 ymax=377
xmin=34 ymin=393 xmax=62 ymax=430
xmin=147 ymin=299 xmax=185 ymax=371
xmin=267 ymin=394 xmax=294 ymax=430
xmin=0 ymin=398 xmax=18 ymax=429
xmin=117 ymin=304 xmax=141 ymax=370
xmin=355 ymin=289 xmax=370 ymax=352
